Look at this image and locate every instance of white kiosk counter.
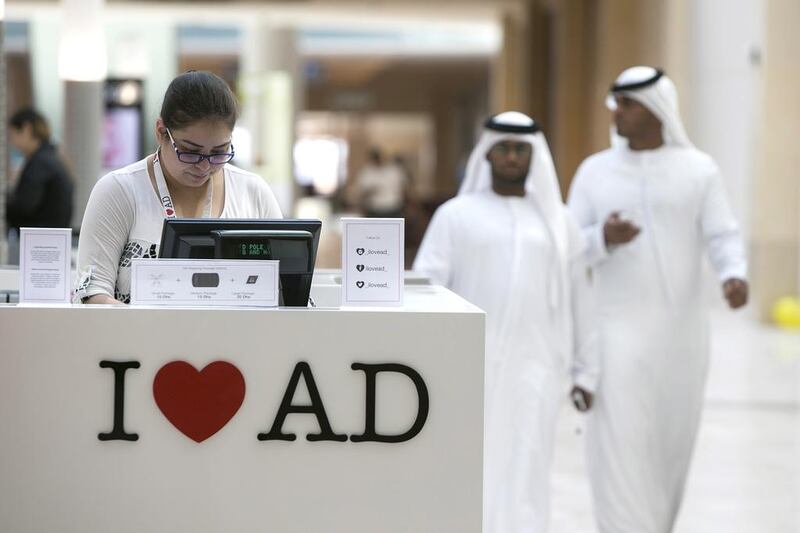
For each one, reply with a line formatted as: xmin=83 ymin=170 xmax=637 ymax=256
xmin=0 ymin=282 xmax=484 ymax=532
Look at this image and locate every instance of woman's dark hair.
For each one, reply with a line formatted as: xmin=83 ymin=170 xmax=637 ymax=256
xmin=159 ymin=70 xmax=238 ymax=131
xmin=9 ymin=108 xmax=51 ymax=142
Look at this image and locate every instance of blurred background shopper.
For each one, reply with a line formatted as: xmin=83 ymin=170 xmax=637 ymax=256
xmin=568 ymin=66 xmax=748 ymax=533
xmin=415 ymin=111 xmax=598 ymax=533
xmin=6 ymin=108 xmax=73 ymax=232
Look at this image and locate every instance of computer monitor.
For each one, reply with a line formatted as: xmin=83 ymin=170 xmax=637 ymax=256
xmin=158 ymin=218 xmax=322 ymax=307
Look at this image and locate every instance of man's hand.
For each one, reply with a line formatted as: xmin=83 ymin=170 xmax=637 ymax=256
xmin=723 ymin=278 xmax=748 ymax=309
xmin=570 ymin=386 xmax=594 ymax=412
xmin=603 ymin=212 xmax=641 ymax=246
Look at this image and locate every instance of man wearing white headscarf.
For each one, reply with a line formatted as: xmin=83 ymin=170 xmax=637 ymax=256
xmin=567 ymin=67 xmax=749 ymax=533
xmin=414 ymin=111 xmax=598 ymax=533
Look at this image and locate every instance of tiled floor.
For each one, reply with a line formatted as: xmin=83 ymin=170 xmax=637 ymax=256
xmin=549 ymin=304 xmax=800 ymax=532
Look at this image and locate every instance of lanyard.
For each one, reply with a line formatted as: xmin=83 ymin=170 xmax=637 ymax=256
xmin=151 ymin=151 xmax=214 ymax=219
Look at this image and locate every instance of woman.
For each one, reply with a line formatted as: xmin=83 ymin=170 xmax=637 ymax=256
xmin=75 ymin=71 xmax=282 ymax=304
xmin=6 ymin=108 xmax=74 ymax=231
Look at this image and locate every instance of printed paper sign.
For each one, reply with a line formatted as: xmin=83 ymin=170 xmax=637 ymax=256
xmin=130 ymin=259 xmax=279 ymax=307
xmin=342 ymin=218 xmax=404 ymax=307
xmin=19 ymin=227 xmax=72 ymax=304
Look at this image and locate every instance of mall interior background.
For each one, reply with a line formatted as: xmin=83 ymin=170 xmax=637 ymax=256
xmin=1 ymin=2 xmax=798 ymax=531
xmin=0 ymin=0 xmax=798 ymax=318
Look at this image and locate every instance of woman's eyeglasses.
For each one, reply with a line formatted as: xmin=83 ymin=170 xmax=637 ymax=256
xmin=166 ymin=128 xmax=235 ymax=165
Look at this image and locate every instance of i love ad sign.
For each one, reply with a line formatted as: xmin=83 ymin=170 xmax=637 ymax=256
xmin=0 ymin=303 xmax=484 ymax=533
xmin=100 ymin=359 xmax=429 ymax=445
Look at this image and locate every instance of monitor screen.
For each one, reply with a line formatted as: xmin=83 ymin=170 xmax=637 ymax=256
xmin=158 ymin=218 xmax=322 ymax=307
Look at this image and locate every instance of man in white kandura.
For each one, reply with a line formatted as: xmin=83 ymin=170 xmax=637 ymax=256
xmin=414 ymin=111 xmax=599 ymax=533
xmin=567 ymin=66 xmax=749 ymax=533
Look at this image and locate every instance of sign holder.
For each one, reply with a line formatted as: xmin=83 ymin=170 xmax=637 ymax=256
xmin=341 ymin=218 xmax=404 ymax=307
xmin=19 ymin=227 xmax=72 ymax=304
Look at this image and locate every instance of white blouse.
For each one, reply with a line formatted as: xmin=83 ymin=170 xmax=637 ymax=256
xmin=75 ymin=158 xmax=283 ymax=303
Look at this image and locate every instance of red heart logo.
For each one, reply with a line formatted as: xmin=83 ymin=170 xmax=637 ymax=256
xmin=153 ymin=361 xmax=245 ymax=443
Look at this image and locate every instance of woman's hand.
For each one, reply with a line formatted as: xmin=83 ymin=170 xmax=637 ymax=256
xmin=84 ymin=294 xmax=124 ymax=305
